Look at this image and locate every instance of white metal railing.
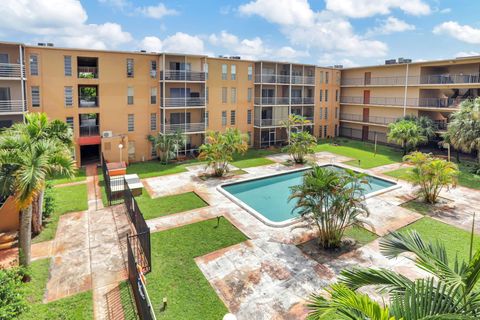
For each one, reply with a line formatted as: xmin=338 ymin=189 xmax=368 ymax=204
xmin=340 ymin=96 xmax=467 ymax=108
xmin=420 ymin=73 xmax=480 ymax=85
xmin=77 ymin=66 xmax=98 ymax=78
xmin=161 ymin=122 xmax=206 ymax=133
xmin=161 ymin=70 xmax=206 ymax=81
xmin=0 ymin=100 xmax=26 ymax=113
xmin=254 ymin=117 xmax=314 ymax=127
xmin=161 ymin=97 xmax=206 ymax=107
xmin=0 ymin=63 xmax=24 ymax=78
xmin=341 ymin=73 xmax=480 ymax=86
xmin=340 ymin=113 xmax=400 ymax=125
xmin=254 ymin=74 xmax=315 ymax=84
xmin=254 ymin=97 xmax=289 ymax=105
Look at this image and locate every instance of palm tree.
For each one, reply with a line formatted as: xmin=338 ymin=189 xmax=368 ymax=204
xmin=198 ymin=128 xmax=248 ymax=177
xmin=402 ymin=115 xmax=436 ymax=141
xmin=308 ymin=230 xmax=480 ymax=319
xmin=289 ymin=166 xmax=370 ymax=249
xmin=148 ymin=131 xmax=185 ymax=164
xmin=0 ymin=133 xmax=75 ymax=267
xmin=280 ymin=114 xmax=310 ymax=145
xmin=282 ymin=131 xmax=317 ymax=164
xmin=387 ymin=120 xmax=427 ymax=155
xmin=446 ymin=98 xmax=480 ymax=164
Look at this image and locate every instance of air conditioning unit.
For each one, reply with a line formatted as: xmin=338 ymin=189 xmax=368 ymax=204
xmin=102 ymin=131 xmax=113 ymax=138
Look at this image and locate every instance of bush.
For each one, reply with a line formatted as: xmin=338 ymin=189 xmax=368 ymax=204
xmin=0 ymin=267 xmax=27 ymax=319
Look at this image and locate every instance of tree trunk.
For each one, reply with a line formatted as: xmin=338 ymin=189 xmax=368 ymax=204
xmin=31 ymin=189 xmax=45 ymax=235
xmin=456 ymin=149 xmax=460 ymax=163
xmin=19 ymin=205 xmax=32 ymax=267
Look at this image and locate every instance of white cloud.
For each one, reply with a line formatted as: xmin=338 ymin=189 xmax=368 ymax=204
xmin=439 ymin=8 xmax=451 ymax=14
xmin=162 ymin=32 xmax=206 ymax=54
xmin=367 ymin=16 xmax=415 ymax=36
xmin=456 ymin=51 xmax=480 ymax=58
xmin=239 ymin=0 xmax=315 ymax=27
xmin=98 ymin=0 xmax=129 ymax=9
xmin=140 ymin=36 xmax=162 ymax=52
xmin=325 ymin=0 xmax=431 ymax=18
xmin=275 ymin=46 xmax=309 ymax=60
xmin=136 ymin=3 xmax=178 ymax=19
xmin=0 ymin=0 xmax=132 ymax=49
xmin=433 ymin=21 xmax=480 ymax=44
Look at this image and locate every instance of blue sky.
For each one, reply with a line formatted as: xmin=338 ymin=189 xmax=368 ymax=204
xmin=1 ymin=0 xmax=480 ymax=66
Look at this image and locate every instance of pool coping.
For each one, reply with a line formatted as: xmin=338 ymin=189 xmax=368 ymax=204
xmin=217 ymin=163 xmax=401 ymax=228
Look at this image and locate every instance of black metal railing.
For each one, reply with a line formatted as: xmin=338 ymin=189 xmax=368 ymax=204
xmin=101 ymin=153 xmax=124 ymax=206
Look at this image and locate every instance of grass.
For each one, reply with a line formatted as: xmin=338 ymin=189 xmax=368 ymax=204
xmin=383 ymin=167 xmax=413 ymax=181
xmin=18 ymin=259 xmax=93 ymax=319
xmin=399 ymin=217 xmax=480 ymax=264
xmin=231 ymin=157 xmax=275 ymax=168
xmin=314 ymin=138 xmax=403 ymax=169
xmin=136 ymin=191 xmax=208 ymax=220
xmin=33 ymin=184 xmax=88 ymax=244
xmin=126 ymin=160 xmax=198 ymax=179
xmin=48 ymin=167 xmax=86 ymax=186
xmin=344 ymin=226 xmax=378 ymax=246
xmin=400 ymin=199 xmax=432 ymax=215
xmin=146 ymin=218 xmax=248 ymax=319
xmin=231 ymin=148 xmax=278 ymax=168
xmin=118 ymin=281 xmax=137 ymax=320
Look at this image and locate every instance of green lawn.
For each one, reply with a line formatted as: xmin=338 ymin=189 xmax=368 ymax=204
xmin=136 ymin=191 xmax=208 ymax=220
xmin=399 ymin=217 xmax=480 ymax=264
xmin=383 ymin=167 xmax=413 ymax=181
xmin=400 ymin=199 xmax=432 ymax=215
xmin=48 ymin=167 xmax=86 ymax=186
xmin=146 ymin=218 xmax=248 ymax=319
xmin=231 ymin=157 xmax=275 ymax=168
xmin=18 ymin=259 xmax=93 ymax=319
xmin=344 ymin=226 xmax=378 ymax=246
xmin=314 ymin=138 xmax=403 ymax=169
xmin=33 ymin=184 xmax=88 ymax=244
xmin=127 ymin=160 xmax=199 ymax=179
xmin=231 ymin=148 xmax=278 ymax=168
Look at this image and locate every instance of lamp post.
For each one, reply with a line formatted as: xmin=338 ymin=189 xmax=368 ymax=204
xmin=118 ymin=143 xmax=124 ymax=163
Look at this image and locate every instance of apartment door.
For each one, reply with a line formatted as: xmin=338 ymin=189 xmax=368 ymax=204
xmin=362 ymin=108 xmax=369 ymax=122
xmin=363 ymin=90 xmax=370 ymax=104
xmin=364 ymin=72 xmax=371 ymax=85
xmin=362 ymin=126 xmax=369 ymax=141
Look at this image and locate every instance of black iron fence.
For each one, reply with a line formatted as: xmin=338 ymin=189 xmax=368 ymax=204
xmin=101 ymin=153 xmax=124 ymax=206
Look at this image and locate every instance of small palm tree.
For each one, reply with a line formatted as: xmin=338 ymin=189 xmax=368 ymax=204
xmin=402 ymin=115 xmax=436 ymax=141
xmin=387 ymin=120 xmax=427 ymax=155
xmin=198 ymin=128 xmax=248 ymax=177
xmin=289 ymin=166 xmax=370 ymax=249
xmin=280 ymin=114 xmax=311 ymax=145
xmin=282 ymin=131 xmax=317 ymax=164
xmin=148 ymin=131 xmax=185 ymax=164
xmin=403 ymin=152 xmax=459 ymax=203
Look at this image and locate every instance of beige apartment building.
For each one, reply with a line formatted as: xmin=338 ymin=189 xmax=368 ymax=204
xmin=0 ymin=41 xmax=340 ymax=166
xmin=340 ymin=57 xmax=480 ymax=143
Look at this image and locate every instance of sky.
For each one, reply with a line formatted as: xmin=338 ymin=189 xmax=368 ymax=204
xmin=1 ymin=0 xmax=480 ymax=67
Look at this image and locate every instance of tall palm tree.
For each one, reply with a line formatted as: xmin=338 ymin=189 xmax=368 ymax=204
xmin=402 ymin=115 xmax=436 ymax=141
xmin=387 ymin=120 xmax=427 ymax=155
xmin=280 ymin=114 xmax=310 ymax=145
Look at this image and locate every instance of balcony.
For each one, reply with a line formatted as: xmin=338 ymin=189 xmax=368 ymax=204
xmin=78 ymin=66 xmax=98 ymax=79
xmin=254 ymin=116 xmax=314 ymax=127
xmin=340 ymin=113 xmax=400 ymax=125
xmin=254 ymin=97 xmax=289 ymax=105
xmin=0 ymin=100 xmax=26 ymax=113
xmin=292 ymin=75 xmax=315 ymax=85
xmin=341 ymin=76 xmax=415 ymax=86
xmin=161 ymin=97 xmax=206 ymax=108
xmin=161 ymin=122 xmax=205 ymax=134
xmin=0 ymin=63 xmax=24 ymax=79
xmin=291 ymin=97 xmax=314 ymax=105
xmin=254 ymin=74 xmax=290 ymax=84
xmin=420 ymin=73 xmax=480 ymax=85
xmin=161 ymin=70 xmax=205 ymax=82
xmin=79 ymin=96 xmax=98 ymax=108
xmin=340 ymin=96 xmax=466 ymax=109
xmin=79 ymin=125 xmax=100 ymax=136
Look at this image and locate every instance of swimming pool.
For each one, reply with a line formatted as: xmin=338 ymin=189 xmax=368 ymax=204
xmin=219 ymin=165 xmax=398 ymax=227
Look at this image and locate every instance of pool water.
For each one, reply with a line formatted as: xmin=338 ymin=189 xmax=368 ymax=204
xmin=222 ymin=165 xmax=395 ymax=223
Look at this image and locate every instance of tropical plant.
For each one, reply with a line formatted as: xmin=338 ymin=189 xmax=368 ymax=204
xmin=403 ymin=152 xmax=459 ymax=203
xmin=198 ymin=128 xmax=248 ymax=177
xmin=0 ymin=266 xmax=27 ymax=319
xmin=308 ymin=229 xmax=480 ymax=319
xmin=402 ymin=115 xmax=436 ymax=141
xmin=280 ymin=114 xmax=311 ymax=145
xmin=282 ymin=131 xmax=317 ymax=164
xmin=387 ymin=120 xmax=427 ymax=155
xmin=445 ymin=98 xmax=480 ymax=164
xmin=148 ymin=131 xmax=185 ymax=164
xmin=289 ymin=166 xmax=370 ymax=249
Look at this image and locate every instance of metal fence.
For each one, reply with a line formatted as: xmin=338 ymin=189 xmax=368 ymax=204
xmin=101 ymin=153 xmax=125 ymax=206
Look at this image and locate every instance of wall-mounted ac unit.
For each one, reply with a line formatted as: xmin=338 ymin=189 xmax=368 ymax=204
xmin=102 ymin=131 xmax=113 ymax=138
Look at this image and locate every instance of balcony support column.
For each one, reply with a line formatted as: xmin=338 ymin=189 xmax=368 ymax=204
xmin=19 ymin=45 xmax=26 ymax=120
xmin=403 ymin=63 xmax=409 ymax=117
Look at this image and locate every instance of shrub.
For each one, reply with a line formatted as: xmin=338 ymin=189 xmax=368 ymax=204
xmin=42 ymin=182 xmax=55 ymax=219
xmin=282 ymin=131 xmax=317 ymax=164
xmin=0 ymin=267 xmax=27 ymax=319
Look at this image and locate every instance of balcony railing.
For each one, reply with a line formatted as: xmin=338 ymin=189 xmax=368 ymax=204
xmin=254 ymin=74 xmax=315 ymax=85
xmin=0 ymin=63 xmax=24 ymax=78
xmin=0 ymin=100 xmax=26 ymax=113
xmin=420 ymin=73 xmax=480 ymax=85
xmin=161 ymin=70 xmax=205 ymax=81
xmin=161 ymin=122 xmax=206 ymax=134
xmin=340 ymin=96 xmax=467 ymax=108
xmin=291 ymin=97 xmax=315 ymax=105
xmin=340 ymin=113 xmax=400 ymax=125
xmin=161 ymin=97 xmax=206 ymax=108
xmin=254 ymin=97 xmax=290 ymax=105
xmin=341 ymin=73 xmax=480 ymax=86
xmin=292 ymin=75 xmax=315 ymax=85
xmin=254 ymin=117 xmax=314 ymax=127
xmin=79 ymin=96 xmax=99 ymax=107
xmin=78 ymin=66 xmax=98 ymax=78
xmin=79 ymin=125 xmax=99 ymax=136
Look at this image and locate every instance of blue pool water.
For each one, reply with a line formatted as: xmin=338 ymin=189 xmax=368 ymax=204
xmin=222 ymin=165 xmax=395 ymax=223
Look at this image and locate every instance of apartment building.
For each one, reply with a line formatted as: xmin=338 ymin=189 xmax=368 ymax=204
xmin=0 ymin=41 xmax=340 ymax=166
xmin=340 ymin=57 xmax=480 ymax=144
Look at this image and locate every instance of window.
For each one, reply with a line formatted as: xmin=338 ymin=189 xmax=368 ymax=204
xmin=222 ymin=87 xmax=227 ymax=103
xmin=325 ymin=89 xmax=329 ymax=102
xmin=205 ymin=111 xmax=209 ymax=127
xmin=204 ymin=63 xmax=209 ymax=80
xmin=31 ymin=86 xmax=40 ymax=107
xmin=66 ymin=117 xmax=74 ymax=131
xmin=335 ymin=89 xmax=339 ymax=102
xmin=150 ymin=87 xmax=157 ymax=104
xmin=319 ymin=126 xmax=323 ymax=138
xmin=221 ymin=111 xmax=227 ymax=126
xmin=206 ymin=87 xmax=209 ymax=103
xmin=319 ymin=71 xmax=323 ymax=83
xmin=150 ymin=113 xmax=157 ymax=131
xmin=231 ymin=87 xmax=236 ymax=103
xmin=335 ymin=124 xmax=338 ymax=136
xmin=221 ymin=64 xmax=227 ymax=80
xmin=319 ymin=107 xmax=323 ymax=120
xmin=324 ymin=108 xmax=328 ymax=120
xmin=128 ymin=114 xmax=134 ymax=131
xmin=248 ymin=65 xmax=253 ymax=81
xmin=151 ymin=145 xmax=157 ymax=157
xmin=336 ymin=72 xmax=341 ymax=85
xmin=64 ymin=56 xmax=72 ymax=76
xmin=247 ymin=109 xmax=252 ymax=124
xmin=128 ymin=141 xmax=135 ymax=161
xmin=324 ymin=125 xmax=328 ymax=137
xmin=335 ymin=107 xmax=339 ymax=119
xmin=319 ymin=90 xmax=323 ymax=102
xmin=231 ymin=65 xmax=236 ymax=80
xmin=126 ymin=58 xmax=134 ymax=77
xmin=325 ymin=72 xmax=329 ymax=84
xmin=247 ymin=88 xmax=252 ymax=102
xmin=29 ymin=55 xmax=38 ymax=76
xmin=247 ymin=131 xmax=252 ymax=145
xmin=150 ymin=60 xmax=157 ymax=78
xmin=64 ymin=86 xmax=73 ymax=107
xmin=230 ymin=110 xmax=236 ymax=125
xmin=127 ymin=87 xmax=134 ymax=105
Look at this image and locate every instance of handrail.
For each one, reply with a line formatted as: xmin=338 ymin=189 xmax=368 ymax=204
xmin=161 ymin=70 xmax=205 ymax=81
xmin=340 ymin=96 xmax=467 ymax=108
xmin=0 ymin=63 xmax=24 ymax=78
xmin=161 ymin=122 xmax=206 ymax=133
xmin=0 ymin=100 xmax=26 ymax=112
xmin=160 ymin=97 xmax=206 ymax=107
